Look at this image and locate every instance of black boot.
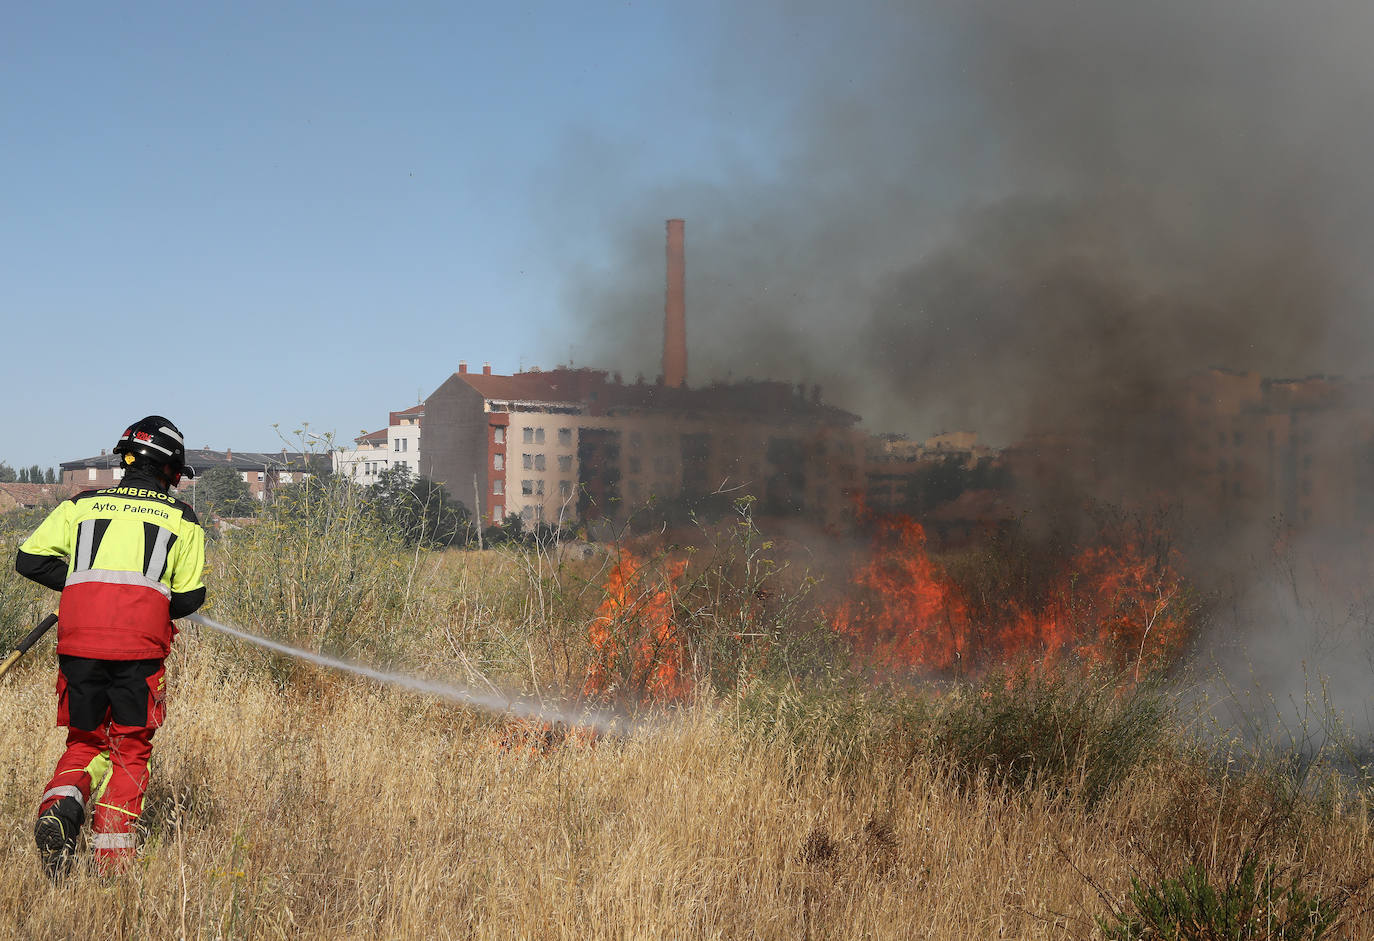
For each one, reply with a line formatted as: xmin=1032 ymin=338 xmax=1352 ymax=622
xmin=35 ymin=796 xmax=84 ymax=881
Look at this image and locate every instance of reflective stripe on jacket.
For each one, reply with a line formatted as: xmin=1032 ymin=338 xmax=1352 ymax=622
xmin=19 ymin=477 xmax=206 ymax=659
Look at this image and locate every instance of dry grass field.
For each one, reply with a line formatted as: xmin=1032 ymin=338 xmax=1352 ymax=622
xmin=2 ymin=497 xmax=1372 ymax=939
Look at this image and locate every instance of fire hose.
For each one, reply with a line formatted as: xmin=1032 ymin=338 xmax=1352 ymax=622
xmin=1 ymin=609 xmax=625 ymax=735
xmin=0 ymin=613 xmax=58 ymax=680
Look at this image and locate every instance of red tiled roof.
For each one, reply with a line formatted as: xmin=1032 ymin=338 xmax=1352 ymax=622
xmin=447 ymin=367 xmax=859 ymax=424
xmin=389 ymin=404 xmax=424 ymax=426
xmin=355 ymin=428 xmax=388 ymax=445
xmin=0 ymin=482 xmax=83 ymax=508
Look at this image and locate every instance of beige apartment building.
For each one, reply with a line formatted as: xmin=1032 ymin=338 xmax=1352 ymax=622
xmin=422 ymin=362 xmax=864 ymax=530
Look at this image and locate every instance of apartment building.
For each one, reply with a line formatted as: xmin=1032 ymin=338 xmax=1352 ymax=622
xmin=1177 ymin=369 xmax=1374 ymax=531
xmin=332 ymin=404 xmax=424 ymax=483
xmin=334 ymin=428 xmax=390 ymax=482
xmin=422 ymin=362 xmax=864 ymax=529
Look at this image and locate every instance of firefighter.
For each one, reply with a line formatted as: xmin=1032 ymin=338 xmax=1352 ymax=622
xmin=15 ymin=416 xmax=206 ymax=879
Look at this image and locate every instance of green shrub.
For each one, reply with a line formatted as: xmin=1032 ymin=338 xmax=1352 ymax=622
xmin=930 ymin=667 xmax=1171 ymax=804
xmin=1100 ymin=852 xmax=1343 ymax=940
xmin=204 ymin=474 xmax=417 ymax=675
xmin=0 ymin=518 xmax=53 ymax=646
xmin=729 ymin=676 xmax=934 ymax=781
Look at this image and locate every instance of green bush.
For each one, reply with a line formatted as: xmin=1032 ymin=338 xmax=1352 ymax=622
xmin=729 ymin=676 xmax=934 ymax=781
xmin=930 ymin=667 xmax=1171 ymax=804
xmin=203 ymin=473 xmax=417 ymax=674
xmin=0 ymin=516 xmax=55 ymax=646
xmin=1100 ymin=852 xmax=1343 ymax=940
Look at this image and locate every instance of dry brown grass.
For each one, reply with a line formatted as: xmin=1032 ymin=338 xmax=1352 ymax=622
xmin=1 ymin=533 xmax=1372 ymax=938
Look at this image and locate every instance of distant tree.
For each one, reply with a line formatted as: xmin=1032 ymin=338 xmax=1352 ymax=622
xmin=900 ymin=455 xmax=1012 ymax=516
xmin=369 ymin=466 xmax=471 ymax=548
xmin=268 ymin=472 xmax=368 ymax=537
xmin=43 ymin=468 xmax=55 ymax=484
xmin=27 ymin=465 xmax=42 ymax=484
xmin=0 ymin=463 xmax=14 ymax=483
xmin=482 ymin=512 xmax=530 ymax=547
xmin=16 ymin=467 xmax=29 ymax=483
xmin=192 ymin=465 xmax=258 ymax=520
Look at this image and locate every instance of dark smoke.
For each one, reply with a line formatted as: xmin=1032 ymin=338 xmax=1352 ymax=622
xmin=555 ymin=0 xmax=1374 ymax=442
xmin=548 ymin=1 xmax=1374 ymax=738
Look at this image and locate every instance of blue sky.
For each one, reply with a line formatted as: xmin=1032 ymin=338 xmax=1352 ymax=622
xmin=1 ymin=2 xmax=819 ymax=469
xmin=8 ymin=1 xmax=1374 ymax=472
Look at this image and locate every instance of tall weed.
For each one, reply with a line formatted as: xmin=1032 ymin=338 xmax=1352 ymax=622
xmin=931 ymin=667 xmax=1172 ymax=804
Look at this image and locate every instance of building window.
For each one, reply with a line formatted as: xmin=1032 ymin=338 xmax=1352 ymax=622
xmin=536 ymin=505 xmax=545 ymax=522
xmin=113 ymin=468 xmax=123 ymax=479
xmin=257 ymin=472 xmax=265 ymax=481
xmin=523 ymin=427 xmax=534 ymax=444
xmin=534 ymin=454 xmax=546 ymax=471
xmin=535 ymin=428 xmax=545 ymax=444
xmin=558 ymin=455 xmax=572 ymax=473
xmin=521 ymin=506 xmax=534 ymax=522
xmin=522 ymin=453 xmax=533 ymax=470
xmin=560 ymin=480 xmax=571 ymax=497
xmin=522 ymin=480 xmax=534 ymax=496
xmin=536 ymin=480 xmax=545 ymax=496
xmin=494 ymin=427 xmax=505 ymax=444
xmin=493 ymin=504 xmax=503 ymax=520
xmin=558 ymin=428 xmax=572 ymax=447
xmin=88 ymin=468 xmax=97 ymax=481
xmin=281 ymin=473 xmax=292 ymax=483
xmin=494 ymin=454 xmax=504 ymax=470
xmin=493 ymin=479 xmax=503 ymax=495
xmin=242 ymin=472 xmax=251 ymax=482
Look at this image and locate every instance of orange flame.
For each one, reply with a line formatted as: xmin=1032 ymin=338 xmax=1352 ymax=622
xmin=830 ymin=514 xmax=970 ymax=673
xmin=831 ymin=512 xmax=1191 ymax=680
xmin=584 ymin=548 xmax=691 ymax=702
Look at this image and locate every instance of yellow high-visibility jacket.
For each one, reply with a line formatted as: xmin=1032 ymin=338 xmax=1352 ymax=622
xmin=16 ymin=471 xmax=206 ymax=660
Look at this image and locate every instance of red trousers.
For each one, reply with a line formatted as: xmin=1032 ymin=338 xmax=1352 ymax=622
xmin=40 ymin=714 xmax=159 ymax=874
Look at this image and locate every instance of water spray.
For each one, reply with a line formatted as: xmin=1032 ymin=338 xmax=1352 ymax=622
xmin=185 ymin=612 xmax=628 ymax=736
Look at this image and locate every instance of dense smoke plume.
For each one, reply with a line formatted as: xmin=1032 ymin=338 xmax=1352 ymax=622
xmin=551 ymin=1 xmax=1374 ymax=737
xmin=559 ymin=0 xmax=1374 ymax=443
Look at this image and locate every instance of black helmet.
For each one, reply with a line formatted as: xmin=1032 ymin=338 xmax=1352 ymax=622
xmin=113 ymin=416 xmax=195 ymax=480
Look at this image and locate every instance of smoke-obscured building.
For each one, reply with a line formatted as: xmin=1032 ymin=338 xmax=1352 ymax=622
xmin=996 ymin=368 xmax=1374 ymax=537
xmin=422 ymin=362 xmax=864 ymax=530
xmin=1177 ymin=369 xmax=1374 ymax=532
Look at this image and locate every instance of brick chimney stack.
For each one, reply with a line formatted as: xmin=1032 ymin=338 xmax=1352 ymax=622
xmin=662 ymin=218 xmax=687 ymax=388
xmin=458 ymin=360 xmax=468 ymax=374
